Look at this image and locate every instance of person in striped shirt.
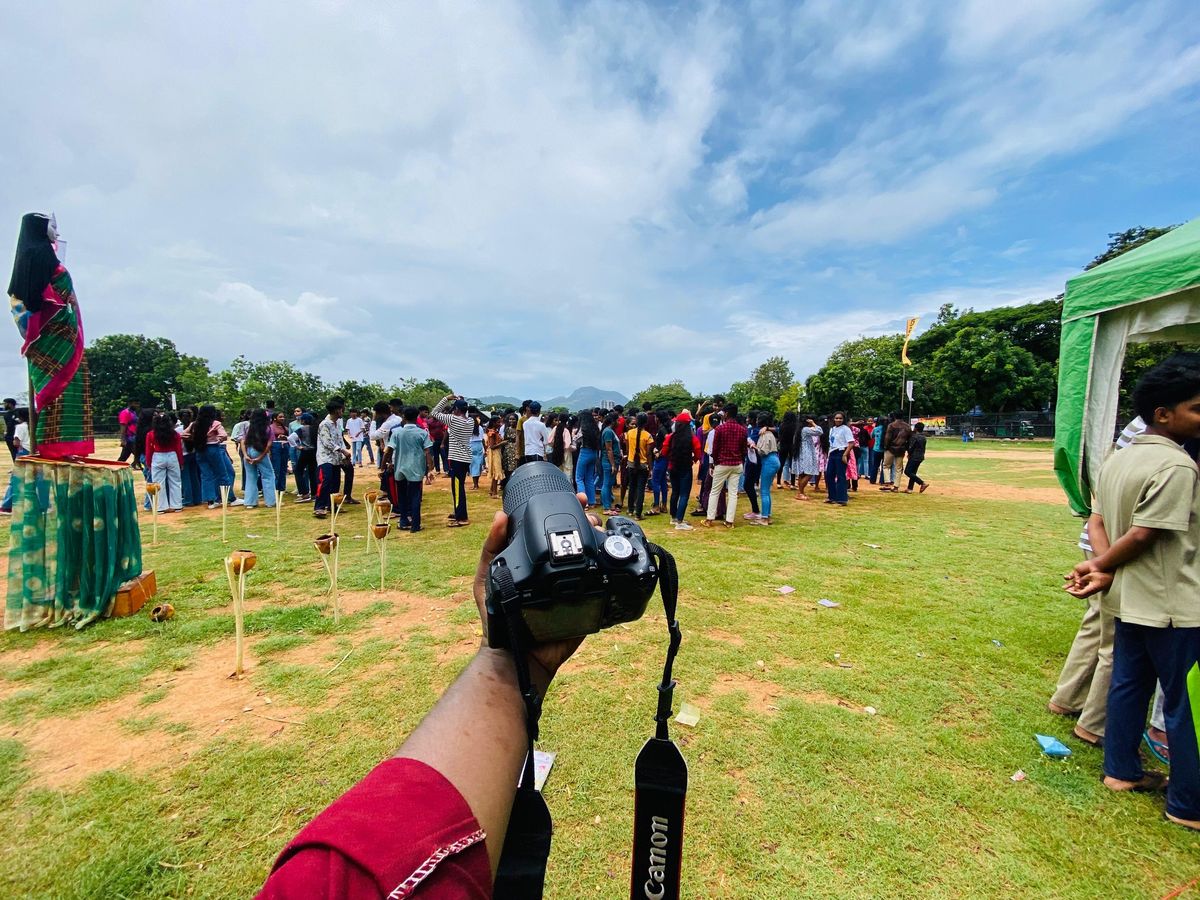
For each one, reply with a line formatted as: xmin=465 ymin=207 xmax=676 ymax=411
xmin=432 ymin=393 xmax=474 ymax=526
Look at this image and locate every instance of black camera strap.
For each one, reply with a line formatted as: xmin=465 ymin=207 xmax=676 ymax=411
xmin=630 ymin=543 xmax=687 ymax=900
xmin=492 ymin=561 xmax=552 ymax=900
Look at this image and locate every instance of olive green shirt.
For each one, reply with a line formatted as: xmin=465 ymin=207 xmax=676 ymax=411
xmin=1097 ymin=434 xmax=1200 ymax=627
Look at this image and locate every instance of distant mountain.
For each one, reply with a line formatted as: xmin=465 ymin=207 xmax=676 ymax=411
xmin=479 ymin=395 xmax=522 ymax=407
xmin=542 ymin=386 xmax=628 ymax=410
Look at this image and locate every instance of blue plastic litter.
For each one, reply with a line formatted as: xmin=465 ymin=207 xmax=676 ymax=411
xmin=1035 ymin=734 xmax=1072 ymax=757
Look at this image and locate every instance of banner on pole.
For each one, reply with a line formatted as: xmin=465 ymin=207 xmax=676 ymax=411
xmin=901 ymin=317 xmax=919 ymax=366
xmin=905 ymin=380 xmax=914 ymax=402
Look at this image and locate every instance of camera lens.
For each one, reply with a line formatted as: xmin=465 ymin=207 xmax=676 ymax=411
xmin=502 ymin=461 xmax=575 ymax=517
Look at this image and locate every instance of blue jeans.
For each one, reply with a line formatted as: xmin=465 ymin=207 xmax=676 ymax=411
xmin=826 ymin=453 xmax=848 ymax=503
xmin=1105 ymin=620 xmax=1200 ymax=820
xmin=759 ymin=453 xmax=781 ymax=518
xmin=181 ymin=453 xmax=202 ymax=506
xmin=575 ymin=448 xmax=598 ymax=505
xmin=199 ymin=444 xmax=236 ymax=503
xmin=244 ymin=454 xmax=277 ymax=507
xmin=271 ymin=442 xmax=289 ymax=493
xmin=868 ymin=449 xmax=882 ymax=483
xmin=352 ymin=438 xmax=367 ymax=466
xmin=651 ymin=457 xmax=669 ymax=507
xmin=1 ymin=447 xmax=30 ymax=510
xmin=601 ymin=457 xmax=616 ymax=510
xmin=669 ymin=467 xmax=692 ymax=521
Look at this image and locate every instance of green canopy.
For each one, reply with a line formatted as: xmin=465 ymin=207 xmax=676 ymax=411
xmin=1054 ymin=218 xmax=1200 ymax=515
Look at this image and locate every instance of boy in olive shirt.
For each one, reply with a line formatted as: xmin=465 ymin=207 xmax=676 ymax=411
xmin=1068 ymin=354 xmax=1200 ymax=829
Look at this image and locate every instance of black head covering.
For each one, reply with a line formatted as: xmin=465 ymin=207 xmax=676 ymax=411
xmin=8 ymin=213 xmax=59 ymax=313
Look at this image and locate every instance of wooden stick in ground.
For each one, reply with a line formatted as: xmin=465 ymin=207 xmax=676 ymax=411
xmin=332 ymin=535 xmax=341 ymax=624
xmin=221 ymin=484 xmax=230 ymax=543
xmin=235 ymin=563 xmax=247 ymax=677
xmin=365 ymin=497 xmax=375 ymax=549
xmin=275 ymin=491 xmax=283 ymax=538
xmin=378 ymin=530 xmax=386 ymax=592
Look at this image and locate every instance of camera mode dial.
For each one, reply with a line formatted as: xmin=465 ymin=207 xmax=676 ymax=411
xmin=603 ymin=534 xmax=635 ymax=561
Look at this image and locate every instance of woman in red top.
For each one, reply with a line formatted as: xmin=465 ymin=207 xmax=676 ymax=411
xmin=662 ymin=410 xmax=702 ymax=530
xmin=145 ymin=413 xmax=184 ymax=512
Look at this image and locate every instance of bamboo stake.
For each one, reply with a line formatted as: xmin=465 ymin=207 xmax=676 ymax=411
xmin=235 ymin=565 xmax=247 ymax=676
xmin=365 ymin=496 xmax=375 ymax=549
xmin=332 ymin=534 xmax=341 ymax=624
xmin=275 ymin=491 xmax=283 ymax=538
xmin=221 ymin=484 xmax=231 ymax=543
xmin=146 ymin=482 xmax=160 ymax=545
xmin=379 ymin=529 xmax=387 ymax=592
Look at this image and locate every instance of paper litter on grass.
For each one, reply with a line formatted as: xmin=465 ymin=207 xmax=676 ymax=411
xmin=517 ymin=750 xmax=557 ymax=791
xmin=817 ymin=599 xmax=840 ymax=608
xmin=1035 ymin=734 xmax=1072 ymax=758
xmin=1011 ymin=770 xmax=1027 ymax=782
xmin=776 ymin=585 xmax=795 ymax=594
xmin=675 ymin=703 xmax=701 ymax=727
xmin=863 ymin=543 xmax=882 ymax=549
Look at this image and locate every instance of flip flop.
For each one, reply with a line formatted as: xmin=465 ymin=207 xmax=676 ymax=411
xmin=447 ymin=520 xmax=470 ymax=528
xmin=1143 ymin=730 xmax=1171 ymax=765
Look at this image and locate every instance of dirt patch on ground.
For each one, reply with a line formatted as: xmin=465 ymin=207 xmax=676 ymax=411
xmin=947 ymin=450 xmax=1052 ymax=462
xmin=928 ymin=479 xmax=1066 ymax=505
xmin=796 ymin=689 xmax=862 ymax=711
xmin=711 ymin=674 xmax=785 ymax=715
xmin=0 ymin=640 xmax=62 ymax=667
xmin=707 ymin=629 xmax=746 ymax=647
xmin=11 ymin=642 xmax=304 ymax=789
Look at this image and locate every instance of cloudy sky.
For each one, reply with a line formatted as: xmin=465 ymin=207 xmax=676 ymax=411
xmin=3 ymin=0 xmax=1199 ymax=400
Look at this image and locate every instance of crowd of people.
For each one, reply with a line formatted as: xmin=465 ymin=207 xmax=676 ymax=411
xmin=120 ymin=391 xmax=935 ymax=531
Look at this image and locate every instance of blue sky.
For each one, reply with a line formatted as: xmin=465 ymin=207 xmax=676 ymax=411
xmin=2 ymin=0 xmax=1199 ymax=401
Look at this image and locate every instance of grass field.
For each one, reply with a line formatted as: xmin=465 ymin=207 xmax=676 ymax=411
xmin=0 ymin=438 xmax=1195 ymax=898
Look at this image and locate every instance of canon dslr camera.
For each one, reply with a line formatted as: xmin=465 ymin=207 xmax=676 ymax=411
xmin=486 ymin=461 xmax=660 ymax=648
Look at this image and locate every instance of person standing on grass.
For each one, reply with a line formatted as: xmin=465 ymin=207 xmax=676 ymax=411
xmin=824 ymin=411 xmax=854 ymax=506
xmin=869 ymin=415 xmax=885 ymax=483
xmin=313 ymin=399 xmax=348 ymax=519
xmin=432 ymin=393 xmax=475 ymax=527
xmin=2 ymin=398 xmax=16 ymax=461
xmin=880 ymin=411 xmax=911 ymax=492
xmin=650 ymin=412 xmax=670 ymax=515
xmin=145 ymin=413 xmax=183 ymax=513
xmin=347 ymin=409 xmax=368 ymax=467
xmin=184 ymin=405 xmax=242 ymax=509
xmin=241 ymin=409 xmax=278 ymax=510
xmin=778 ymin=411 xmax=797 ymax=489
xmin=521 ymin=402 xmax=551 ymax=465
xmin=600 ymin=412 xmax=621 ymax=514
xmin=549 ymin=414 xmax=574 ymax=480
xmin=1065 ymin=353 xmax=1200 ymax=830
xmin=742 ymin=412 xmax=762 ymax=521
xmin=753 ymin=413 xmax=781 ymax=525
xmin=178 ymin=408 xmax=202 ymax=507
xmin=624 ymin=412 xmax=654 ymax=519
xmin=468 ymin=410 xmax=486 ymax=490
xmin=486 ymin=416 xmax=504 ymax=498
xmin=117 ymin=399 xmax=140 ymax=462
xmin=704 ymin=403 xmax=747 ymax=528
xmin=793 ymin=414 xmax=822 ymax=500
xmin=903 ymin=422 xmax=930 ymax=493
xmin=0 ymin=409 xmax=31 ymax=514
xmin=270 ymin=412 xmax=290 ymax=495
xmin=575 ymin=411 xmax=601 ymax=507
xmin=370 ymin=399 xmax=404 ymax=505
xmin=384 ymin=406 xmax=433 ymax=534
xmin=664 ymin=410 xmax=701 ymax=530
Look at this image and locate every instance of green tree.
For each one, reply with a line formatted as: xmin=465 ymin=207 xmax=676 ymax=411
xmin=927 ymin=327 xmax=1054 ymax=412
xmin=805 ymin=335 xmax=905 ymax=416
xmin=87 ymin=334 xmax=213 ymax=425
xmin=629 ymin=380 xmax=697 ymax=412
xmin=748 ymin=356 xmax=795 ymax=401
xmin=329 ymin=379 xmax=388 ymax=411
xmin=1086 ymin=225 xmax=1177 ymax=270
xmin=775 ymin=382 xmax=806 ymax=420
xmin=210 ymin=357 xmax=327 ymax=414
xmin=395 ymin=377 xmax=453 ymax=410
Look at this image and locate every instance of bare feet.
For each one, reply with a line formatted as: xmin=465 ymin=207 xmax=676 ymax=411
xmin=1103 ymin=772 xmax=1168 ymax=793
xmin=1166 ymin=813 xmax=1200 ymax=831
xmin=1073 ymin=724 xmax=1103 ymax=747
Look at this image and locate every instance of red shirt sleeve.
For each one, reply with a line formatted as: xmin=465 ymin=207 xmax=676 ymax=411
xmin=257 ymin=758 xmax=491 ymax=900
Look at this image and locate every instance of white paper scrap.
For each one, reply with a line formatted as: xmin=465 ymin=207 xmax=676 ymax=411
xmin=675 ymin=703 xmax=701 ymax=727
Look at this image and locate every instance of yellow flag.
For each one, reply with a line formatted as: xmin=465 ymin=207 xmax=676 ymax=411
xmin=901 ymin=317 xmax=919 ymax=366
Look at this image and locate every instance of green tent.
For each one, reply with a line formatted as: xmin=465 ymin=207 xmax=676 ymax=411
xmin=1054 ymin=218 xmax=1200 ymax=515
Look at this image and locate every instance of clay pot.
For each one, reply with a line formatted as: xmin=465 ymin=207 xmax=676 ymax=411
xmin=146 ymin=482 xmax=161 ymax=496
xmin=229 ymin=550 xmax=257 ymax=574
xmin=149 ymin=603 xmax=175 ymax=622
xmin=332 ymin=492 xmax=345 ymax=507
xmin=372 ymin=522 xmax=391 ymax=540
xmin=363 ymin=489 xmax=379 ymax=504
xmin=376 ymin=500 xmax=392 ymax=517
xmin=314 ymin=533 xmax=339 ymax=555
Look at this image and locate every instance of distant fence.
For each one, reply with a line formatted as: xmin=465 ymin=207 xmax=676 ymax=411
xmin=944 ymin=412 xmax=1054 ymax=439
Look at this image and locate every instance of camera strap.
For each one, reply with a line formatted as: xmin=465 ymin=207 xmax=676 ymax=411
xmin=492 ymin=561 xmax=552 ymax=900
xmin=630 ymin=543 xmax=687 ymax=900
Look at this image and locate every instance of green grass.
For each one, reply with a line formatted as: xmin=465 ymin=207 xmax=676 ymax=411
xmin=1 ymin=448 xmax=1197 ymax=898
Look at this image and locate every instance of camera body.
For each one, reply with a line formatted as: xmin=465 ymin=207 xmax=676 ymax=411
xmin=486 ymin=462 xmax=659 ymax=649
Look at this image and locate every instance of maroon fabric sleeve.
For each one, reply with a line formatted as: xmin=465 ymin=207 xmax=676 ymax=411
xmin=257 ymin=758 xmax=492 ymax=900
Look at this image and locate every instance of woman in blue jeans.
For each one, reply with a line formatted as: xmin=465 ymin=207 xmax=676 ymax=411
xmin=575 ymin=415 xmax=600 ymax=508
xmin=600 ymin=413 xmax=620 ymax=513
xmin=186 ymin=405 xmax=241 ymax=509
xmin=241 ymin=409 xmax=278 ymax=509
xmin=753 ymin=413 xmax=781 ymax=525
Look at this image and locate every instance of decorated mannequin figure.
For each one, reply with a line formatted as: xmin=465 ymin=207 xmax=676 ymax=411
xmin=8 ymin=212 xmax=94 ymax=458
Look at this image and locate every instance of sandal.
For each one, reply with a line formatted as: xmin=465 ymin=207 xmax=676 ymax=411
xmin=1143 ymin=730 xmax=1170 ymax=765
xmin=1073 ymin=724 xmax=1103 ymax=747
xmin=447 ymin=520 xmax=470 ymax=528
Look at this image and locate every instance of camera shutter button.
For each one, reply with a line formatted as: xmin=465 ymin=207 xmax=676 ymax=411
xmin=602 ymin=534 xmax=635 ymax=561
